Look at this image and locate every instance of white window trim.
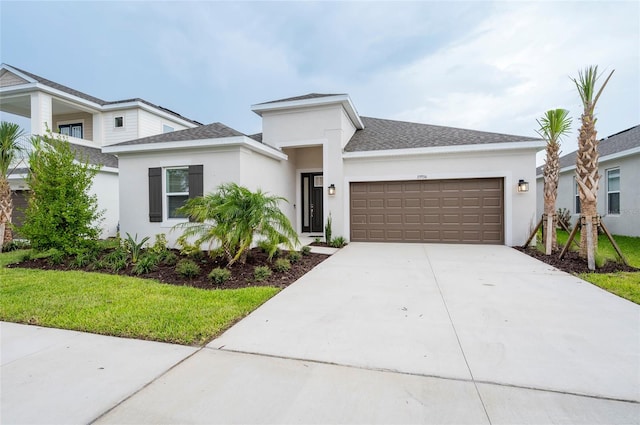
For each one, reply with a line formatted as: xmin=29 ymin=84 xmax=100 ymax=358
xmin=606 ymin=167 xmax=620 ymax=216
xmin=114 ymin=115 xmax=125 ymax=130
xmin=162 ymin=166 xmax=189 ymax=225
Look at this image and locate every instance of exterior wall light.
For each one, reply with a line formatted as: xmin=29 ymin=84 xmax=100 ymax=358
xmin=328 ymin=184 xmax=336 ymax=196
xmin=517 ymin=179 xmax=529 ymax=193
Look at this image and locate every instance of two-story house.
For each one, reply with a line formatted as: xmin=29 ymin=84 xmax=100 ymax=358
xmin=0 ymin=64 xmax=201 ymax=237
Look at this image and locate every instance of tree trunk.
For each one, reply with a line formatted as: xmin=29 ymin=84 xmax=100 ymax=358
xmin=575 ymin=112 xmax=599 ymax=263
xmin=542 ymin=141 xmax=560 ymax=254
xmin=0 ymin=177 xmax=14 ymax=247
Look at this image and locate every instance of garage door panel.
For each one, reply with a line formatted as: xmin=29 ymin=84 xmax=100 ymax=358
xmin=350 ymin=178 xmax=504 ymax=244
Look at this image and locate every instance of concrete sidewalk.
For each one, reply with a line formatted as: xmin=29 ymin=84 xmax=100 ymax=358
xmin=3 ymin=243 xmax=639 ymax=424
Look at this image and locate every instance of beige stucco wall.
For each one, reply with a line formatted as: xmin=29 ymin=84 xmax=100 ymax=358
xmin=54 ymin=112 xmax=94 ymax=141
xmin=344 ymin=148 xmax=540 ymax=246
xmin=539 ymin=152 xmax=640 ymax=237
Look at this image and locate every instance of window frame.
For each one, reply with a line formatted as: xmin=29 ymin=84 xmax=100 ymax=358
xmin=163 ymin=167 xmax=189 ymax=222
xmin=162 ymin=124 xmax=175 ymax=133
xmin=606 ymin=167 xmax=620 ymax=215
xmin=114 ymin=116 xmax=124 ymax=129
xmin=58 ymin=121 xmax=84 ymax=139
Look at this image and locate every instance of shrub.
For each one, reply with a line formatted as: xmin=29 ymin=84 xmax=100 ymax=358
xmin=2 ymin=239 xmax=31 ymax=252
xmin=20 ymin=251 xmax=32 ymax=262
xmin=257 ymin=239 xmax=281 ymax=260
xmin=91 ymin=259 xmax=109 ymax=271
xmin=132 ymin=253 xmax=159 ymax=275
xmin=176 ymin=259 xmax=201 ymax=278
xmin=20 ymin=130 xmax=103 ymax=253
xmin=208 ymin=267 xmax=231 ymax=285
xmin=288 ymin=251 xmax=301 ymax=263
xmin=176 ymin=235 xmax=201 ymax=257
xmin=104 ymin=248 xmax=128 ymax=272
xmin=160 ymin=250 xmax=178 ymax=266
xmin=150 ymin=233 xmax=169 ymax=255
xmin=71 ymin=250 xmax=96 ymax=268
xmin=330 ymin=236 xmax=347 ymax=248
xmin=301 ymin=245 xmax=311 ymax=256
xmin=124 ymin=233 xmax=149 ymax=263
xmin=273 ymin=258 xmax=291 ymax=272
xmin=253 ymin=266 xmax=272 ymax=281
xmin=47 ymin=249 xmax=66 ymax=265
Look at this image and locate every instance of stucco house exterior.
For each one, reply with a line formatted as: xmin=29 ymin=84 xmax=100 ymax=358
xmin=104 ymin=93 xmax=544 ymax=247
xmin=536 ymin=125 xmax=640 ymax=237
xmin=0 ymin=64 xmax=201 ymax=237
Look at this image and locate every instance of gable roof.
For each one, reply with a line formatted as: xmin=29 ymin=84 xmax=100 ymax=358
xmin=345 ymin=117 xmax=541 ymax=152
xmin=255 ymin=93 xmax=345 ymax=105
xmin=536 ymin=125 xmax=640 ymax=175
xmin=70 ymin=144 xmax=118 ymax=168
xmin=1 ymin=64 xmax=203 ymax=126
xmin=108 ymin=122 xmax=246 ymax=147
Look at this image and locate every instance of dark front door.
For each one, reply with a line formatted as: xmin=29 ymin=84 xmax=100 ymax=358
xmin=301 ymin=172 xmax=324 ymax=233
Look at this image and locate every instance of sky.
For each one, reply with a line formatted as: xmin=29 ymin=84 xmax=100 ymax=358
xmin=1 ymin=1 xmax=638 ymax=165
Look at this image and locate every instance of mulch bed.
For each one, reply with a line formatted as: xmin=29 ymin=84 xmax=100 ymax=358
xmin=515 ymin=246 xmax=638 ymax=274
xmin=8 ymin=248 xmax=329 ymax=290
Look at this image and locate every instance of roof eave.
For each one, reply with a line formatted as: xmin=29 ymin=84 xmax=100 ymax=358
xmin=102 ymin=136 xmax=288 ymax=161
xmin=343 ymin=140 xmax=546 ymax=159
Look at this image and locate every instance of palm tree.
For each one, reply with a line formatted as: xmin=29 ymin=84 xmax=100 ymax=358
xmin=176 ymin=183 xmax=299 ymax=267
xmin=570 ymin=66 xmax=614 ymax=270
xmin=537 ymin=109 xmax=571 ymax=255
xmin=0 ymin=121 xmax=26 ymax=249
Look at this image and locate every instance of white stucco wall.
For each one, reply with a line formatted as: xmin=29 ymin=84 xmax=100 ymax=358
xmin=343 ymin=148 xmax=540 ymax=246
xmin=91 ymin=170 xmax=119 ymax=238
xmin=538 ymin=152 xmax=640 ymax=237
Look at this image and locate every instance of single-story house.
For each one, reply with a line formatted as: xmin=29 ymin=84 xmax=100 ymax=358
xmin=104 ymin=93 xmax=544 ymax=247
xmin=536 ymin=125 xmax=640 ymax=237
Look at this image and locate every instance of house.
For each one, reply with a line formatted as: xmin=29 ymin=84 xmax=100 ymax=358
xmin=0 ymin=64 xmax=201 ymax=237
xmin=536 ymin=125 xmax=640 ymax=237
xmin=104 ymin=93 xmax=544 ymax=247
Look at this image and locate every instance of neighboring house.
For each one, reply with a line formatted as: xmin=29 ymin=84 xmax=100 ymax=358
xmin=0 ymin=64 xmax=201 ymax=237
xmin=104 ymin=93 xmax=544 ymax=247
xmin=536 ymin=125 xmax=640 ymax=237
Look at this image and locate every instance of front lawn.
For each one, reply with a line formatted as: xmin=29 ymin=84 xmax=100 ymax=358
xmin=539 ymin=231 xmax=640 ymax=304
xmin=0 ymin=250 xmax=279 ymax=345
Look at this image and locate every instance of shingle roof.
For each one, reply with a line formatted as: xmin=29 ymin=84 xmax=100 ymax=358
xmin=70 ymin=144 xmax=118 ymax=168
xmin=536 ymin=125 xmax=640 ymax=175
xmin=255 ymin=93 xmax=345 ymax=105
xmin=248 ymin=133 xmax=263 ymax=143
xmin=5 ymin=64 xmax=202 ymax=126
xmin=345 ymin=117 xmax=540 ymax=152
xmin=110 ymin=122 xmax=246 ymax=146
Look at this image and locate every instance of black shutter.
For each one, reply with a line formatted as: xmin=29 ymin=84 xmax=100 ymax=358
xmin=189 ymin=165 xmax=203 ymax=199
xmin=188 ymin=165 xmax=203 ymax=222
xmin=148 ymin=167 xmax=162 ymax=222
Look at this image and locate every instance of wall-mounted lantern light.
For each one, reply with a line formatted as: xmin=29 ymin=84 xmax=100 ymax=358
xmin=328 ymin=184 xmax=336 ymax=196
xmin=517 ymin=179 xmax=529 ymax=193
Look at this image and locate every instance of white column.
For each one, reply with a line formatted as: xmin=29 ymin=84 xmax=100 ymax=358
xmin=92 ymin=113 xmax=103 ymax=145
xmin=30 ymin=92 xmax=52 ymax=135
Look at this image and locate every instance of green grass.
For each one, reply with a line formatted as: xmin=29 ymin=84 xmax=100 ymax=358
xmin=0 ymin=251 xmax=279 ymax=345
xmin=551 ymin=230 xmax=640 ymax=304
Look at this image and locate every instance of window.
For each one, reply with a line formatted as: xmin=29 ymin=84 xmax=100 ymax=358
xmin=165 ymin=168 xmax=189 ymax=219
xmin=574 ymin=177 xmax=581 ymax=214
xmin=148 ymin=165 xmax=203 ymax=223
xmin=114 ymin=116 xmax=124 ymax=128
xmin=58 ymin=123 xmax=83 ymax=139
xmin=163 ymin=124 xmax=174 ymax=133
xmin=607 ymin=168 xmax=620 ymax=214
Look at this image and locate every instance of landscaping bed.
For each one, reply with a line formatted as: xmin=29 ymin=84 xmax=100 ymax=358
xmin=516 ymin=246 xmax=638 ymax=274
xmin=8 ymin=247 xmax=329 ymax=290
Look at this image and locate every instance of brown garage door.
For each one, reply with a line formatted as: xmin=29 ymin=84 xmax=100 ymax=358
xmin=350 ymin=178 xmax=504 ymax=244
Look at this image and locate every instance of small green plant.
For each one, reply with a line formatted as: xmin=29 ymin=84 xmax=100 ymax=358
xmin=132 ymin=253 xmax=160 ymax=275
xmin=257 ymin=239 xmax=281 ymax=260
xmin=324 ymin=213 xmax=332 ymax=244
xmin=208 ymin=267 xmax=231 ymax=285
xmin=301 ymin=245 xmax=311 ymax=256
xmin=160 ymin=250 xmax=178 ymax=266
xmin=595 ymin=253 xmax=607 ymax=269
xmin=330 ymin=236 xmax=347 ymax=248
xmin=124 ymin=233 xmax=149 ymax=263
xmin=2 ymin=239 xmax=31 ymax=252
xmin=176 ymin=235 xmax=201 ymax=257
xmin=254 ymin=265 xmax=272 ymax=281
xmin=314 ymin=237 xmax=321 ymax=244
xmin=288 ymin=251 xmax=301 ymax=263
xmin=273 ymin=258 xmax=291 ymax=272
xmin=20 ymin=251 xmax=33 ymax=262
xmin=176 ymin=259 xmax=201 ymax=278
xmin=47 ymin=249 xmax=66 ymax=265
xmin=104 ymin=248 xmax=128 ymax=272
xmin=91 ymin=259 xmax=109 ymax=271
xmin=150 ymin=233 xmax=169 ymax=255
xmin=71 ymin=250 xmax=96 ymax=268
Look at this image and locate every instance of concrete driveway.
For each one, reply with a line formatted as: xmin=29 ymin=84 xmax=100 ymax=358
xmin=3 ymin=243 xmax=639 ymax=424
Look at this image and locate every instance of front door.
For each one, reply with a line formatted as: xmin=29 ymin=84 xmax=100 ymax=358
xmin=301 ymin=172 xmax=324 ymax=233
